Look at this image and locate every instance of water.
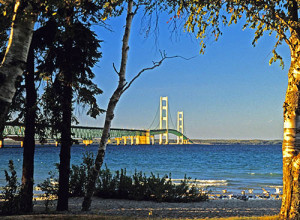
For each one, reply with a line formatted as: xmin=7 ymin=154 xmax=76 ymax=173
xmin=0 ymin=144 xmax=283 ymax=195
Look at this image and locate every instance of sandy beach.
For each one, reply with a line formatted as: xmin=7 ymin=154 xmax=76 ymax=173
xmin=1 ymin=197 xmax=280 ymax=219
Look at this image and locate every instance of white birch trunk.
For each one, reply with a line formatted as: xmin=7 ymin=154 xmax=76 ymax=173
xmin=0 ymin=1 xmax=36 ymax=135
xmin=81 ymin=0 xmax=134 ymax=211
xmin=280 ymin=34 xmax=300 ymax=219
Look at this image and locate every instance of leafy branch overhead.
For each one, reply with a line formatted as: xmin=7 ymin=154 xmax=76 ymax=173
xmin=169 ymin=0 xmax=298 ymax=68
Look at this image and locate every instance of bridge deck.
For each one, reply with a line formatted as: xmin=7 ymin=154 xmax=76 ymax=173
xmin=2 ymin=123 xmax=192 ymax=143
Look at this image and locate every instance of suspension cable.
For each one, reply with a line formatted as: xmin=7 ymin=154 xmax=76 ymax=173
xmin=147 ymin=103 xmax=160 ymax=130
xmin=168 ymin=102 xmax=176 ymax=130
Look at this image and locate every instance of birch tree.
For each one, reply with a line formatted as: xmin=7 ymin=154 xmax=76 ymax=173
xmin=172 ymin=0 xmax=300 ymax=218
xmin=2 ymin=0 xmax=105 ymax=212
xmin=0 ymin=0 xmax=37 ymax=136
xmin=82 ymin=0 xmax=180 ymax=211
xmin=0 ymin=2 xmax=11 ymax=60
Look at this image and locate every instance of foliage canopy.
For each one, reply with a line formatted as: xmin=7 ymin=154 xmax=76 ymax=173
xmin=169 ymin=0 xmax=299 ymax=68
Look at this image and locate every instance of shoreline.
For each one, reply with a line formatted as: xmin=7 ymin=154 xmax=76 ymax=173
xmin=0 ymin=139 xmax=283 ymax=147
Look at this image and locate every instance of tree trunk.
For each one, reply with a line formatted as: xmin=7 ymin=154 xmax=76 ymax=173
xmin=0 ymin=1 xmax=36 ymax=136
xmin=81 ymin=0 xmax=134 ymax=211
xmin=20 ymin=43 xmax=36 ymax=213
xmin=56 ymin=79 xmax=72 ymax=211
xmin=280 ymin=35 xmax=300 ymax=219
xmin=56 ymin=29 xmax=73 ymax=212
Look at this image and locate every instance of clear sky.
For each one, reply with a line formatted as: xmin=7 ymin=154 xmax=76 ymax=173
xmin=76 ymin=10 xmax=290 ymax=140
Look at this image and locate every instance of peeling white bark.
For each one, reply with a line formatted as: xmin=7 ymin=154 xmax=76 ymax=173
xmin=0 ymin=1 xmax=36 ymax=136
xmin=280 ymin=34 xmax=300 ymax=219
xmin=0 ymin=7 xmax=36 ymax=103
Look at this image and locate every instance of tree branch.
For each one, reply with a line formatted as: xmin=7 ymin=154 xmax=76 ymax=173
xmin=112 ymin=63 xmax=119 ymax=75
xmin=252 ymin=13 xmax=292 ymax=47
xmin=253 ymin=2 xmax=294 ymax=45
xmin=122 ymin=52 xmax=195 ymax=93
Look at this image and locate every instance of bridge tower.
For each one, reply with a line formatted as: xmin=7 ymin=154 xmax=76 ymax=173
xmin=177 ymin=111 xmax=184 ymax=144
xmin=159 ymin=96 xmax=168 ymax=144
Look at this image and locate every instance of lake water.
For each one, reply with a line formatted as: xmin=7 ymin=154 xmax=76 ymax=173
xmin=0 ymin=144 xmax=283 ymax=195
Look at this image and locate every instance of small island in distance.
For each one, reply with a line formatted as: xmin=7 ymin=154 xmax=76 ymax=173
xmin=191 ymin=139 xmax=282 ymax=145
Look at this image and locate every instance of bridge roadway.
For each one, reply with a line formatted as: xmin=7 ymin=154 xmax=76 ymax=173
xmin=1 ymin=123 xmax=192 ymax=146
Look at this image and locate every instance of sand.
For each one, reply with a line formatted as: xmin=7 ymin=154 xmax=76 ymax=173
xmin=14 ymin=197 xmax=281 ymax=219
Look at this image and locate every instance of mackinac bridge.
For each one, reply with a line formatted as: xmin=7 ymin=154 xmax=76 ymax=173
xmin=1 ymin=97 xmax=192 ymax=147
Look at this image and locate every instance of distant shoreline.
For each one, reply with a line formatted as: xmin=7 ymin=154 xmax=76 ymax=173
xmin=1 ymin=138 xmax=283 ymax=146
xmin=191 ymin=139 xmax=282 ymax=145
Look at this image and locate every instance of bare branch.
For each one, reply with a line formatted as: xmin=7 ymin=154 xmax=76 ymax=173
xmin=112 ymin=63 xmax=119 ymax=75
xmin=133 ymin=4 xmax=139 ymax=15
xmin=91 ymin=21 xmax=114 ymax=32
xmin=122 ymin=53 xmax=195 ymax=93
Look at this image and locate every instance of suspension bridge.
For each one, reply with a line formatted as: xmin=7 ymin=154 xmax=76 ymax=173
xmin=1 ymin=96 xmax=192 ymax=147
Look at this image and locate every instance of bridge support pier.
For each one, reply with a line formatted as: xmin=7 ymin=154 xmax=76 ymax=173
xmin=115 ymin=138 xmax=122 ymax=145
xmin=122 ymin=136 xmax=127 ymax=145
xmin=130 ymin=136 xmax=134 ymax=145
xmin=83 ymin=140 xmax=93 ymax=146
xmin=135 ymin=136 xmax=140 ymax=145
xmin=146 ymin=130 xmax=150 ymax=145
xmin=151 ymin=136 xmax=154 ymax=145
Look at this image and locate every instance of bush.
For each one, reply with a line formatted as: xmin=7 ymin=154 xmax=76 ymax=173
xmin=37 ymin=171 xmax=58 ymax=212
xmin=69 ymin=151 xmax=94 ymax=197
xmin=38 ymin=151 xmax=208 ymax=204
xmin=96 ymin=166 xmax=133 ymax=199
xmin=38 ymin=151 xmax=94 ymax=203
xmin=0 ymin=160 xmax=21 ymax=215
xmin=95 ymin=167 xmax=208 ymax=202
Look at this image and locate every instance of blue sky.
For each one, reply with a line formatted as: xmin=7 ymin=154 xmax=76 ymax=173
xmin=76 ymin=10 xmax=289 ymax=140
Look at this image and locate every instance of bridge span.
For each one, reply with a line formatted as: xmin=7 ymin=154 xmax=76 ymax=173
xmin=1 ymin=96 xmax=192 ymax=147
xmin=1 ymin=124 xmax=191 ymax=147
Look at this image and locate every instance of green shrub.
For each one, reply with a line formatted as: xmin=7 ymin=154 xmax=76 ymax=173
xmin=69 ymin=151 xmax=94 ymax=197
xmin=38 ymin=151 xmax=208 ymax=204
xmin=116 ymin=168 xmax=132 ymax=198
xmin=95 ymin=167 xmax=208 ymax=202
xmin=96 ymin=165 xmax=119 ymax=198
xmin=38 ymin=151 xmax=94 ymax=206
xmin=37 ymin=171 xmax=58 ymax=212
xmin=0 ymin=160 xmax=21 ymax=215
xmin=129 ymin=171 xmax=147 ymax=200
